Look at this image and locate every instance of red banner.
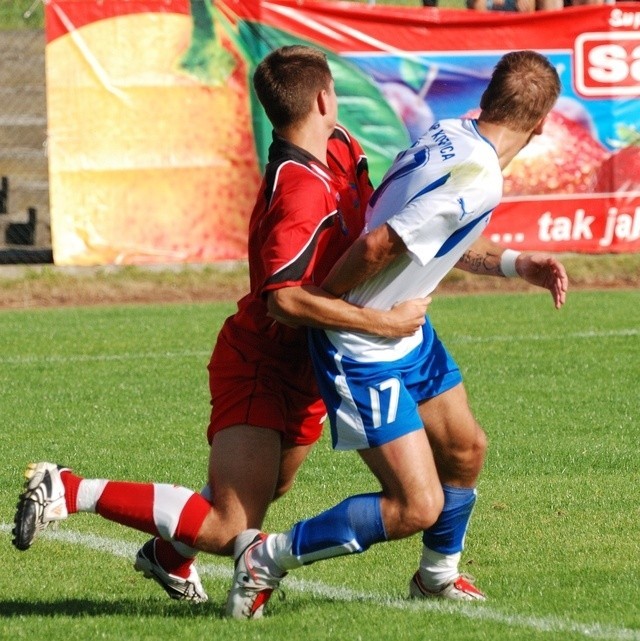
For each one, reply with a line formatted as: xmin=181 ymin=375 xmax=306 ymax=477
xmin=234 ymin=0 xmax=640 ymax=254
xmin=45 ymin=0 xmax=640 ymax=264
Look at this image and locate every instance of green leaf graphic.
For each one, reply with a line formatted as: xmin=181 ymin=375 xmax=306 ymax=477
xmin=220 ymin=18 xmax=410 ymax=183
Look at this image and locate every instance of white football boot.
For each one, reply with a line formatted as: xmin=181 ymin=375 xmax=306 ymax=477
xmin=134 ymin=538 xmax=208 ymax=603
xmin=410 ymin=571 xmax=487 ymax=601
xmin=12 ymin=462 xmax=68 ymax=550
xmin=225 ymin=529 xmax=284 ymax=619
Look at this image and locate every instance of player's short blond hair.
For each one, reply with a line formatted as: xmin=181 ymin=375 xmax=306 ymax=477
xmin=253 ymin=45 xmax=333 ymax=131
xmin=479 ymin=50 xmax=561 ymax=132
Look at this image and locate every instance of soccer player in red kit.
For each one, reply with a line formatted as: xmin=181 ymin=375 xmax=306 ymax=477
xmin=12 ymin=45 xmax=429 ymax=604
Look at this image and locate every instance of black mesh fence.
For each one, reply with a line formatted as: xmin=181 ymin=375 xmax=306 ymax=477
xmin=0 ymin=15 xmax=50 ymax=265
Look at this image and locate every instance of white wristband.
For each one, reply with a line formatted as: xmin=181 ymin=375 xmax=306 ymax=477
xmin=500 ymin=249 xmax=521 ymax=278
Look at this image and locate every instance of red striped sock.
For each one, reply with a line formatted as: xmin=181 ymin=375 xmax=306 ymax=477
xmin=154 ymin=538 xmax=195 ymax=579
xmin=173 ymin=493 xmax=211 ymax=548
xmin=96 ymin=481 xmax=158 ymax=535
xmin=95 ymin=482 xmax=210 ymax=545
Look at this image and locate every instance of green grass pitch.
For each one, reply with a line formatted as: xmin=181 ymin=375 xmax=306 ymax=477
xmin=1 ymin=289 xmax=639 ymax=640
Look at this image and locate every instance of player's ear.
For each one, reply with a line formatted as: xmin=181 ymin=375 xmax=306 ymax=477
xmin=532 ymin=116 xmax=546 ymax=136
xmin=317 ymin=89 xmax=329 ymax=116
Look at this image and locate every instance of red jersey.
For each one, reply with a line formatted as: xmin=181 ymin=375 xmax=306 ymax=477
xmin=220 ymin=126 xmax=373 ymax=359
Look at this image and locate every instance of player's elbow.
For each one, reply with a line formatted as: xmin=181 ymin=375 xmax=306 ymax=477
xmin=360 ymin=234 xmax=385 ymax=266
xmin=360 ymin=223 xmax=406 ymax=270
xmin=267 ymin=289 xmax=290 ymax=320
xmin=267 ymin=288 xmax=302 ymax=325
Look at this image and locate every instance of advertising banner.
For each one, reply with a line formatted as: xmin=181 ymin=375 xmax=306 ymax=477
xmin=45 ymin=0 xmax=640 ymax=265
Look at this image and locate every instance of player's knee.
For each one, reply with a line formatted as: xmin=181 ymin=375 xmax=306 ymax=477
xmin=393 ymin=486 xmax=444 ymax=537
xmin=476 ymin=425 xmax=488 ymax=459
xmin=272 ymin=477 xmax=294 ymax=500
xmin=472 ymin=425 xmax=488 ymax=474
xmin=273 ymin=466 xmax=302 ymax=500
xmin=466 ymin=423 xmax=488 ymax=466
xmin=418 ymin=485 xmax=445 ymax=530
xmin=447 ymin=422 xmax=488 ymax=478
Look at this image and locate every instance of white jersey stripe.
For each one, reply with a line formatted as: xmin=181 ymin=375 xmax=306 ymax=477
xmin=332 ymin=352 xmax=369 ymax=450
xmin=268 ymin=159 xmax=332 ymax=210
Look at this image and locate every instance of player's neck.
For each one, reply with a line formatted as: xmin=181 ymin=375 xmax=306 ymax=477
xmin=476 ymin=121 xmax=533 ymax=170
xmin=280 ymin=122 xmax=330 ymax=166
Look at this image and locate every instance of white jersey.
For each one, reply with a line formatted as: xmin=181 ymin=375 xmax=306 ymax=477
xmin=325 ymin=118 xmax=503 ymax=362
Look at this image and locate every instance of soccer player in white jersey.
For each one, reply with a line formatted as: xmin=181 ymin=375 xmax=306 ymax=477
xmin=226 ymin=50 xmax=569 ymax=619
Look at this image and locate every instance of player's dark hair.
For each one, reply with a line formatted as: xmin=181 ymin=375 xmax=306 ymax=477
xmin=253 ymin=45 xmax=333 ymax=131
xmin=479 ymin=50 xmax=561 ymax=132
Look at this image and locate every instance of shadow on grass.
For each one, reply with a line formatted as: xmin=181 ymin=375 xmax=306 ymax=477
xmin=0 ymin=594 xmax=343 ymax=620
xmin=0 ymin=598 xmax=226 ymax=619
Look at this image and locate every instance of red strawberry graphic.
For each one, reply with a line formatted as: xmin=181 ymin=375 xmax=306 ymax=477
xmin=501 ymin=109 xmax=608 ymax=196
xmin=591 ymin=127 xmax=640 ymax=193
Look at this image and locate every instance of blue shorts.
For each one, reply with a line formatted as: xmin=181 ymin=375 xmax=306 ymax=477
xmin=308 ymin=318 xmax=462 ymax=451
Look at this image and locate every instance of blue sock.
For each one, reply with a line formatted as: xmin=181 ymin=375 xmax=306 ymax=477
xmin=290 ymin=493 xmax=387 ymax=566
xmin=422 ymin=485 xmax=476 ymax=554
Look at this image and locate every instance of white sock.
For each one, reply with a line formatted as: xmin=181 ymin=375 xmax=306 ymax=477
xmin=253 ymin=531 xmax=301 ymax=575
xmin=418 ymin=546 xmax=461 ymax=589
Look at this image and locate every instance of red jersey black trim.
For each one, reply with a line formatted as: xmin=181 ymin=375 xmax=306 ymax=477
xmin=264 ymin=212 xmax=336 ymax=287
xmin=262 ymin=133 xmax=326 ymax=205
xmin=260 ymin=129 xmax=365 ymax=290
xmin=330 ymin=126 xmax=371 ymax=185
xmin=261 ymin=133 xmax=334 ymax=289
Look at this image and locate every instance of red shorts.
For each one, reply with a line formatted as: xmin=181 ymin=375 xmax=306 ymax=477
xmin=206 ymin=322 xmax=326 ymax=446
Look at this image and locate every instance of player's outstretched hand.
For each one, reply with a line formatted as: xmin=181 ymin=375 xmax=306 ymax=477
xmin=517 ymin=253 xmax=568 ymax=309
xmin=382 ymin=297 xmax=431 ymax=338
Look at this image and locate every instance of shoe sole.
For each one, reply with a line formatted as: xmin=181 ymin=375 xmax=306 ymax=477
xmin=12 ymin=463 xmax=52 ymax=551
xmin=12 ymin=496 xmax=38 ymax=551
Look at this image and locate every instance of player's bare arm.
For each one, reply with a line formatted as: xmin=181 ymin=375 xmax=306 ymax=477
xmin=267 ymin=285 xmax=429 ymax=338
xmin=456 ymin=236 xmax=503 ymax=276
xmin=321 ymin=223 xmax=407 ymax=297
xmin=456 ymin=236 xmax=568 ymax=309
